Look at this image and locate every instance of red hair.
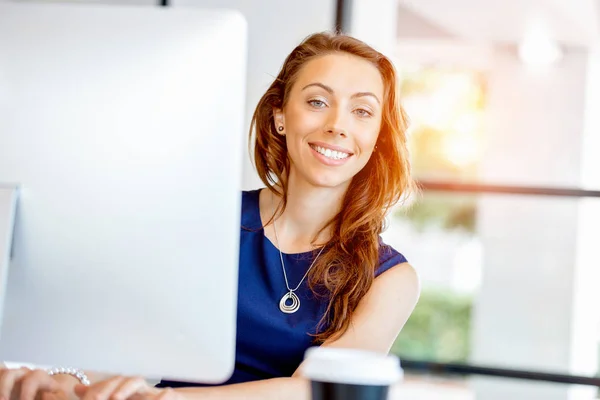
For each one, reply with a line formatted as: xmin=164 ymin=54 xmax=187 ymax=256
xmin=249 ymin=32 xmax=413 ymax=342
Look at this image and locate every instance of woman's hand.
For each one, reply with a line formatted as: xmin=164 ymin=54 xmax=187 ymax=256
xmin=74 ymin=377 xmax=176 ymax=400
xmin=0 ymin=366 xmax=69 ymax=400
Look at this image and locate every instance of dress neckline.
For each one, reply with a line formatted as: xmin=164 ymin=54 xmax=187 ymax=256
xmin=251 ymin=188 xmax=324 ymax=258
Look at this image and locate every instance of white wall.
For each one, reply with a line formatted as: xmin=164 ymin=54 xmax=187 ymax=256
xmin=348 ymin=0 xmax=398 ymax=56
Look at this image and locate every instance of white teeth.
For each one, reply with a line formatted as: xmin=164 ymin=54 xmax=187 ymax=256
xmin=312 ymin=145 xmax=350 ymax=160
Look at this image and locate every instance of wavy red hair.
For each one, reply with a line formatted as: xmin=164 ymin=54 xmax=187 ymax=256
xmin=249 ymin=32 xmax=413 ymax=342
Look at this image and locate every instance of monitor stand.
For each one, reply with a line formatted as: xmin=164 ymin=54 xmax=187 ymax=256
xmin=0 ymin=185 xmax=19 ymax=323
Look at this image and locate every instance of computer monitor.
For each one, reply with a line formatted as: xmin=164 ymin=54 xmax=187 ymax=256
xmin=0 ymin=2 xmax=247 ymax=384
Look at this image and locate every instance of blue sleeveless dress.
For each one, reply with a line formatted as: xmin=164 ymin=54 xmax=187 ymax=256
xmin=157 ymin=189 xmax=407 ymax=387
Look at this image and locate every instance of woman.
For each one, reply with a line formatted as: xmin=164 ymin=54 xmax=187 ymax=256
xmin=0 ymin=31 xmax=419 ymax=400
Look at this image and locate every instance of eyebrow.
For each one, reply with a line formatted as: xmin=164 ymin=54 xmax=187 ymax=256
xmin=301 ymin=82 xmax=380 ymax=104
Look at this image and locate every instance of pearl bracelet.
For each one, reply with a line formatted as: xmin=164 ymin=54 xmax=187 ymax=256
xmin=47 ymin=367 xmax=90 ymax=386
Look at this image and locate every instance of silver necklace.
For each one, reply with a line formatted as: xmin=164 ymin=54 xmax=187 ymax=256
xmin=272 ymin=219 xmax=326 ymax=314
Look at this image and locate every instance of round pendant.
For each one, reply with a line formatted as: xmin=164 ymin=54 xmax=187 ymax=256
xmin=279 ymin=291 xmax=300 ymax=314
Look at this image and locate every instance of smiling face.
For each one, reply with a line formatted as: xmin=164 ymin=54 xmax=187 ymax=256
xmin=273 ymin=52 xmax=385 ymax=191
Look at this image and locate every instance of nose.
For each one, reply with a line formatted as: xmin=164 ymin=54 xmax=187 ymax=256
xmin=324 ymin=107 xmax=348 ymax=138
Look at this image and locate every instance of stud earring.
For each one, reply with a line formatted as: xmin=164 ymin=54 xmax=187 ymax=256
xmin=278 ymin=126 xmax=284 ymax=132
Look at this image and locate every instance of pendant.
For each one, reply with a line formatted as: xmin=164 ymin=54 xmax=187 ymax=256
xmin=279 ymin=291 xmax=300 ymax=314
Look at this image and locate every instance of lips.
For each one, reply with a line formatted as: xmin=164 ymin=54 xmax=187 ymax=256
xmin=309 ymin=141 xmax=353 ymax=155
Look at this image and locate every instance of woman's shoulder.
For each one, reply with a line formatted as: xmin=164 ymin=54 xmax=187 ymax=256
xmin=376 ymin=237 xmax=408 ymax=277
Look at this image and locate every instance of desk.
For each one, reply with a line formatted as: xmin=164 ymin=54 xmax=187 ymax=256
xmin=389 ymin=382 xmax=474 ymax=400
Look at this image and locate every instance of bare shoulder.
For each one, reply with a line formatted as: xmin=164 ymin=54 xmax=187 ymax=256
xmin=374 ymin=262 xmax=420 ymax=296
xmin=379 ymin=261 xmax=418 ymax=279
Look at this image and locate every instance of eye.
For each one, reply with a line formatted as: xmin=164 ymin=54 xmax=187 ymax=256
xmin=308 ymin=99 xmax=327 ymax=108
xmin=354 ymin=108 xmax=373 ymax=118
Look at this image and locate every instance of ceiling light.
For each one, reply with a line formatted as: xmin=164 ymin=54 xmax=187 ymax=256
xmin=518 ymin=21 xmax=563 ymax=67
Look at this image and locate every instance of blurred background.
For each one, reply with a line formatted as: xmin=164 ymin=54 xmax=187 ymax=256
xmin=353 ymin=1 xmax=600 ymax=399
xmin=3 ymin=0 xmax=600 ymax=398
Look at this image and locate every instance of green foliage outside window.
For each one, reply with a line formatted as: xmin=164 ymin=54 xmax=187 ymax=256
xmin=395 ymin=194 xmax=478 ymax=234
xmin=391 ymin=288 xmax=473 ymax=363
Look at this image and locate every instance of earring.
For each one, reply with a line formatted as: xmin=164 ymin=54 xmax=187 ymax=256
xmin=278 ymin=126 xmax=284 ymax=132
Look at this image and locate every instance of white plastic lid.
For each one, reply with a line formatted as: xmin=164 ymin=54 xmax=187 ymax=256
xmin=301 ymin=347 xmax=403 ymax=386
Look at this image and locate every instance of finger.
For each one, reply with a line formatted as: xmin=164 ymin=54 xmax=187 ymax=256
xmin=0 ymin=368 xmax=30 ymax=400
xmin=80 ymin=377 xmax=124 ymax=400
xmin=73 ymin=385 xmax=87 ymax=398
xmin=130 ymin=388 xmax=173 ymax=400
xmin=109 ymin=377 xmax=150 ymax=400
xmin=20 ymin=370 xmax=61 ymax=400
xmin=40 ymin=390 xmax=69 ymax=400
xmin=126 ymin=394 xmax=146 ymax=400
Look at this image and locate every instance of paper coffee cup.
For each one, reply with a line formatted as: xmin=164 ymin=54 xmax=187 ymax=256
xmin=302 ymin=347 xmax=403 ymax=400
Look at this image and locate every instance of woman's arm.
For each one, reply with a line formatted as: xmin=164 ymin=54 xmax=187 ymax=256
xmin=321 ymin=262 xmax=420 ymax=351
xmin=172 ymin=377 xmax=309 ymax=400
xmin=76 ymin=377 xmax=310 ymax=400
xmin=293 ymin=262 xmax=420 ymax=376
